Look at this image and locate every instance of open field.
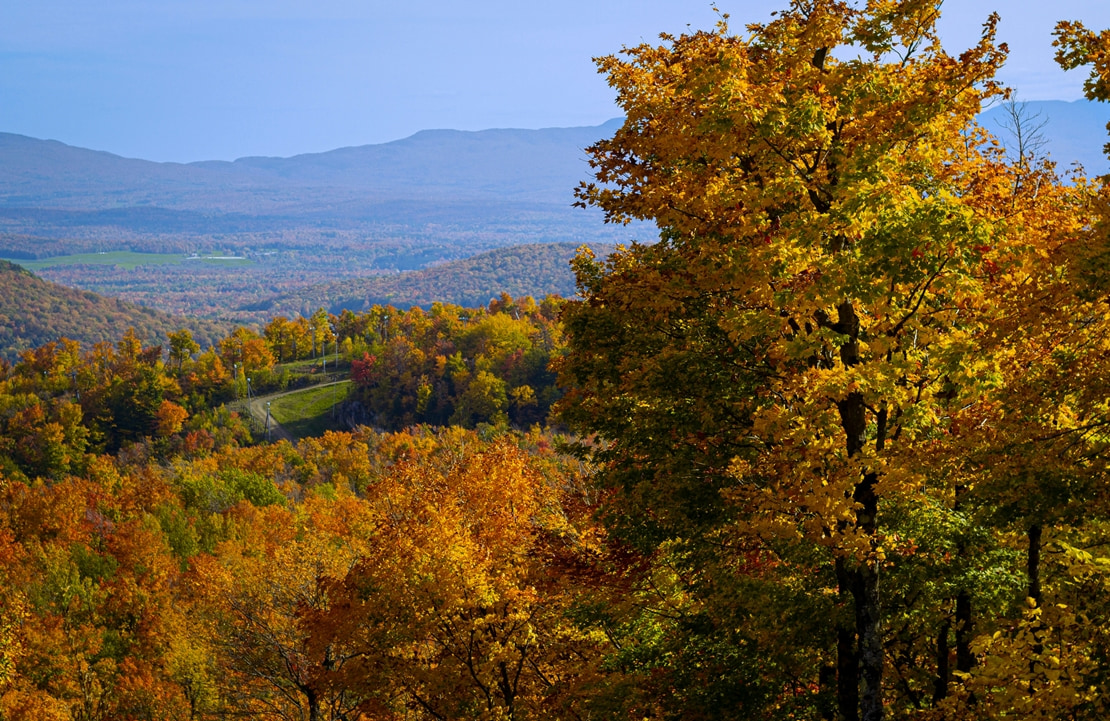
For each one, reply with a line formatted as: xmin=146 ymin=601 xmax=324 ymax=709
xmin=0 ymin=250 xmax=251 ymax=271
xmin=267 ymin=381 xmax=352 ymax=439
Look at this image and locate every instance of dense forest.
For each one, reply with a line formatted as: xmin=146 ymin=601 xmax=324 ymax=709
xmin=0 ymin=293 xmax=594 ymax=720
xmin=7 ymin=4 xmax=1110 ymax=721
xmin=260 ymin=243 xmax=613 ymax=317
xmin=6 ymin=243 xmax=611 ymax=326
xmin=0 ymin=261 xmax=231 ymax=361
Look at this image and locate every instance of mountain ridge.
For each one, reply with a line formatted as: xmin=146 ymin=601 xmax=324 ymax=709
xmin=0 ymin=119 xmax=625 ymax=210
xmin=1 ymin=103 xmax=1106 ymax=326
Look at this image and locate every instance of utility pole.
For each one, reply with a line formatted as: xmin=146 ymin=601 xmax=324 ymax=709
xmin=265 ymin=401 xmax=271 ymax=443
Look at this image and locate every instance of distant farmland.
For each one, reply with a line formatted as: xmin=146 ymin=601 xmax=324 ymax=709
xmin=0 ymin=251 xmax=251 ymax=271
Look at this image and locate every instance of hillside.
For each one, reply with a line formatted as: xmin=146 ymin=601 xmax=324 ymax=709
xmin=255 ymin=242 xmax=611 ymax=316
xmin=0 ymin=260 xmax=231 ymax=360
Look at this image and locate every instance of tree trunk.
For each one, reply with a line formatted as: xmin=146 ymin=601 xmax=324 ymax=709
xmin=952 ymin=484 xmax=974 ymax=679
xmin=306 ymin=686 xmax=320 ymax=721
xmin=955 ymin=590 xmax=974 ymax=674
xmin=933 ymin=620 xmax=950 ymax=703
xmin=833 ymin=301 xmax=884 ymax=721
xmin=836 ymin=557 xmax=860 ymax=721
xmin=854 ymin=471 xmax=883 ymax=721
xmin=1027 ymin=524 xmax=1042 ymax=606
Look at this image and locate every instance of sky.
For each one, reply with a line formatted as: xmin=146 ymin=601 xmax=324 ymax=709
xmin=2 ymin=1 xmax=1109 ymax=163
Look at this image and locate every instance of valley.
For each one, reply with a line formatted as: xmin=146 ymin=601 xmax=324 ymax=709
xmin=2 ymin=103 xmax=1108 ymax=332
xmin=0 ymin=120 xmax=648 ymax=323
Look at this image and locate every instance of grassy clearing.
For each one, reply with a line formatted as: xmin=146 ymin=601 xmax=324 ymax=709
xmin=276 ymin=357 xmax=349 ymax=375
xmin=267 ymin=381 xmax=352 ymax=439
xmin=2 ymin=251 xmax=186 ymax=270
xmin=1 ymin=251 xmax=252 ymax=271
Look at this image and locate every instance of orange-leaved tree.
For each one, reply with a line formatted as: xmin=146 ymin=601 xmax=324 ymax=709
xmin=310 ymin=431 xmax=606 ymax=720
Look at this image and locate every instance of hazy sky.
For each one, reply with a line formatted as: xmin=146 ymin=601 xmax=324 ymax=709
xmin=2 ymin=1 xmax=1109 ymax=162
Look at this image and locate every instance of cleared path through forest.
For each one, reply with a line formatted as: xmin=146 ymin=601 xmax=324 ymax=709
xmin=245 ymin=380 xmax=349 ymax=443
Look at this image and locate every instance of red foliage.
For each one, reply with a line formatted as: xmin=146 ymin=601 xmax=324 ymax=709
xmin=350 ymin=352 xmax=378 ymax=387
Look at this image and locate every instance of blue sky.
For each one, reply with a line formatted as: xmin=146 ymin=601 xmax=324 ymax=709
xmin=2 ymin=1 xmax=1109 ymax=162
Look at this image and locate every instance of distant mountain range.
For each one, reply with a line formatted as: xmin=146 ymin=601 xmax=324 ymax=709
xmin=1 ymin=102 xmax=1105 ymax=245
xmin=0 ymin=120 xmax=631 ymax=258
xmin=0 ymin=119 xmax=626 ymax=207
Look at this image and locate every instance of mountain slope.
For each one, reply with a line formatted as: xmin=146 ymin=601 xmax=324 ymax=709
xmin=0 ymin=261 xmax=231 ymax=360
xmin=0 ymin=120 xmax=623 ymax=214
xmin=256 ymin=243 xmax=613 ymax=316
xmin=218 ymin=120 xmax=624 ymax=203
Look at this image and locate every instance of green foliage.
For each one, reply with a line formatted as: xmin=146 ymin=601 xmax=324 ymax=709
xmin=222 ymin=468 xmax=286 ymax=508
xmin=174 ymin=467 xmax=285 ymax=513
xmin=154 ymin=503 xmax=201 ymax=561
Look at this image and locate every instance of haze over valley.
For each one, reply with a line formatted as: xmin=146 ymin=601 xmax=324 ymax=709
xmin=2 ymin=101 xmax=1108 ymax=327
xmin=0 ymin=119 xmax=635 ymax=322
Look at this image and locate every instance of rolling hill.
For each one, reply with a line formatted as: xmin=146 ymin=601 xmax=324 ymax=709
xmin=0 ymin=260 xmax=231 ymax=360
xmin=254 ymin=242 xmax=613 ymax=317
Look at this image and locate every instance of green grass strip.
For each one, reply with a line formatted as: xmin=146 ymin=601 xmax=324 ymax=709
xmin=266 ymin=381 xmax=352 ymax=439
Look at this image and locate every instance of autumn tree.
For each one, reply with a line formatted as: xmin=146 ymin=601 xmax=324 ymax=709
xmin=309 ymin=307 xmax=336 ymax=359
xmin=167 ymin=329 xmax=200 ymax=372
xmin=218 ymin=327 xmax=274 ymax=378
xmin=558 ymin=2 xmax=1110 ymax=719
xmin=264 ymin=316 xmax=294 ymax=363
xmin=312 ymin=431 xmax=606 ymax=720
xmin=188 ymin=497 xmax=371 ymax=721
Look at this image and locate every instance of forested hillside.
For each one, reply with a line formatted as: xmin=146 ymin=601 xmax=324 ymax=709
xmin=0 ymin=292 xmax=588 ymax=718
xmin=0 ymin=260 xmax=230 ymax=360
xmin=259 ymin=242 xmax=612 ymax=316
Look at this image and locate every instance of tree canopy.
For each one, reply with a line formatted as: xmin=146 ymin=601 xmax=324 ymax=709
xmin=559 ymin=2 xmax=1110 ymax=719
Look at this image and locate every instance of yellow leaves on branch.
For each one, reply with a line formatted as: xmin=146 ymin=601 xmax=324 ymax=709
xmin=177 ymin=431 xmax=603 ymax=720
